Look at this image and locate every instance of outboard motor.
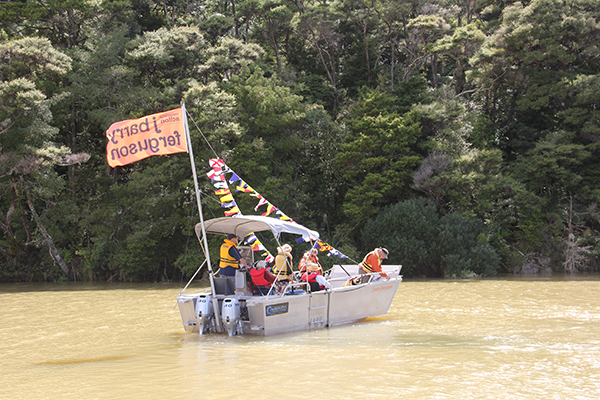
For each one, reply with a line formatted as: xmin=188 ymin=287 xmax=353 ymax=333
xmin=196 ymin=294 xmax=215 ymax=335
xmin=221 ymin=297 xmax=243 ymax=336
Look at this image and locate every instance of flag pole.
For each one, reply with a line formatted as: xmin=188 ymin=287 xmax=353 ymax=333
xmin=181 ymin=101 xmax=223 ymax=333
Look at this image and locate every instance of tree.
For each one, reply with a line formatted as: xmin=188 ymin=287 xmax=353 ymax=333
xmin=197 ymin=37 xmax=264 ymax=83
xmin=362 ymin=199 xmax=500 ymax=277
xmin=0 ymin=0 xmax=97 ymax=48
xmin=335 ymin=87 xmax=422 ymax=232
xmin=128 ymin=26 xmax=208 ymax=87
xmin=432 ymin=22 xmax=486 ymax=95
xmin=469 ymin=0 xmax=600 ymax=155
xmin=254 ymin=0 xmax=294 ymax=71
xmin=0 ymin=37 xmax=85 ymax=280
xmin=224 ymin=69 xmax=321 ymax=222
xmin=291 ymin=3 xmax=345 ymax=107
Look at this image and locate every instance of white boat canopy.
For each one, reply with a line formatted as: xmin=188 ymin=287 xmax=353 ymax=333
xmin=195 ymin=215 xmax=320 ymax=242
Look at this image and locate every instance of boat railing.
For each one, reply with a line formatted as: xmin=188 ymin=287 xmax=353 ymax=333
xmin=284 ymin=281 xmax=311 ymax=295
xmin=327 ymin=266 xmax=402 ymax=289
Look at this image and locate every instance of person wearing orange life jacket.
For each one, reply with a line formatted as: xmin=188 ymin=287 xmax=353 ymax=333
xmin=298 ymin=248 xmax=322 ymax=274
xmin=357 ymin=247 xmax=389 ymax=283
xmin=299 ymin=248 xmax=330 ymax=291
xmin=219 ymin=234 xmax=248 ymax=277
xmin=249 ymin=260 xmax=276 ymax=294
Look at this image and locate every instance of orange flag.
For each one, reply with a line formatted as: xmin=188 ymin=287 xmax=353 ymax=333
xmin=106 ymin=107 xmax=188 ymax=167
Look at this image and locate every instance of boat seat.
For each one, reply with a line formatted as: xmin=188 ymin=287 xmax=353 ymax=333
xmin=213 ymin=276 xmax=235 ymax=295
xmin=252 ymin=285 xmax=272 ymax=295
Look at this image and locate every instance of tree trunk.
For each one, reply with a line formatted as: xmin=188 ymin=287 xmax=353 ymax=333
xmin=26 ymin=195 xmax=72 ymax=280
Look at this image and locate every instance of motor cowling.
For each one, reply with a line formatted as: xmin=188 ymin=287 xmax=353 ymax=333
xmin=196 ymin=294 xmax=215 ymax=335
xmin=221 ymin=297 xmax=242 ymax=336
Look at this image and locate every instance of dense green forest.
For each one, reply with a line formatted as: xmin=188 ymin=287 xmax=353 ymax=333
xmin=1 ymin=0 xmax=599 ymax=282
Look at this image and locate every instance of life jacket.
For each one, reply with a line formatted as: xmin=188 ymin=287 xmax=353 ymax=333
xmin=298 ymin=253 xmax=321 ymax=273
xmin=359 ymin=250 xmax=381 ymax=273
xmin=301 ymin=272 xmax=324 ymax=291
xmin=219 ymin=239 xmax=239 ymax=270
xmin=249 ymin=268 xmax=272 ymax=287
xmin=301 ymin=272 xmax=319 ymax=283
xmin=273 ymin=253 xmax=293 ymax=280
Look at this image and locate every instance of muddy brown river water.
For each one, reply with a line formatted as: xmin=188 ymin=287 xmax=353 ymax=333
xmin=1 ymin=276 xmax=599 ymax=399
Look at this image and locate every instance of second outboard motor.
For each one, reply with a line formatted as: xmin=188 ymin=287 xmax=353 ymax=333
xmin=221 ymin=297 xmax=242 ymax=336
xmin=196 ymin=294 xmax=215 ymax=335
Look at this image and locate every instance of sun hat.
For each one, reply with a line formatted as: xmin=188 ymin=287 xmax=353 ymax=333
xmin=379 ymin=248 xmax=389 ymax=259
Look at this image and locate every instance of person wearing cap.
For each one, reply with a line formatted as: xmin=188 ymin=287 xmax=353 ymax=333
xmin=219 ymin=233 xmax=248 ymax=277
xmin=357 ymin=247 xmax=389 ymax=283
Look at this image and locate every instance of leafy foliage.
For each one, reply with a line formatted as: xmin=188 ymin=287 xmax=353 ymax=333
xmin=1 ymin=0 xmax=600 ymax=281
xmin=362 ymin=200 xmax=500 ymax=278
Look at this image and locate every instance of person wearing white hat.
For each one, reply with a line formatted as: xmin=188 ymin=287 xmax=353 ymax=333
xmin=273 ymin=243 xmax=294 ymax=281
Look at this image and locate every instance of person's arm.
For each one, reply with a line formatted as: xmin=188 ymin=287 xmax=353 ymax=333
xmin=229 ymin=246 xmax=248 ymax=267
xmin=298 ymin=256 xmax=306 ymax=272
xmin=264 ymin=270 xmax=276 ymax=284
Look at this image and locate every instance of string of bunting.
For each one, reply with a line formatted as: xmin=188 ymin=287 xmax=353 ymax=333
xmin=207 ymin=158 xmax=347 ymax=260
xmin=206 ymin=158 xmax=297 ymax=221
xmin=308 ymin=239 xmax=348 ymax=259
xmin=206 ymin=158 xmax=280 ymax=261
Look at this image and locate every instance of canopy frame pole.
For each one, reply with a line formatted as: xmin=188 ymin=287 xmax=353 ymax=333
xmin=266 ymin=236 xmax=283 ymax=296
xmin=182 ymin=101 xmax=223 ymax=333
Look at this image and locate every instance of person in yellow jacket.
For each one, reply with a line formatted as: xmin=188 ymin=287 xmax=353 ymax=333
xmin=219 ymin=234 xmax=248 ymax=277
xmin=273 ymin=244 xmax=294 ymax=282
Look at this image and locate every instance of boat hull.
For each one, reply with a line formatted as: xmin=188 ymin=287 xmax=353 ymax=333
xmin=177 ymin=267 xmax=402 ymax=336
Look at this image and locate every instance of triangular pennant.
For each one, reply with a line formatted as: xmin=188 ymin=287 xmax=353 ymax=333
xmin=214 ymin=188 xmax=231 ymax=196
xmin=329 ymin=249 xmax=348 ymax=259
xmin=243 ymin=234 xmax=258 ymax=245
xmin=275 ymin=210 xmax=293 ymax=222
xmin=317 ymin=240 xmax=333 ymax=252
xmin=261 ymin=204 xmax=276 ymax=217
xmin=209 ymin=159 xmax=226 ymax=168
xmin=254 ymin=198 xmax=268 ymax=211
xmin=236 ymin=181 xmax=254 ymax=193
xmin=220 ymin=194 xmax=234 ymax=203
xmin=207 ymin=169 xmax=225 ymax=182
xmin=224 ymin=207 xmax=241 ymax=217
xmin=221 ymin=201 xmax=237 ymax=208
xmin=229 ymin=173 xmax=241 ymax=184
xmin=213 ymin=181 xmax=228 ymax=189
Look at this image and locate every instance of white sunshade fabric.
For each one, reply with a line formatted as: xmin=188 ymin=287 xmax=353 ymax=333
xmin=195 ymin=215 xmax=320 ymax=241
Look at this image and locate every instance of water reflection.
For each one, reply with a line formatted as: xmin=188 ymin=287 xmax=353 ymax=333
xmin=1 ymin=276 xmax=599 ymax=399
